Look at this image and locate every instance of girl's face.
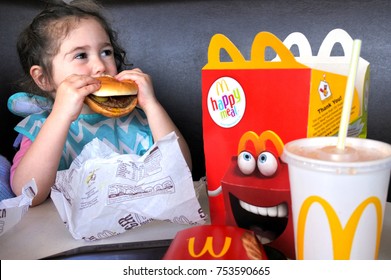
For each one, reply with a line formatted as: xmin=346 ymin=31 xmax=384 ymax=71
xmin=50 ymin=17 xmax=117 ymax=90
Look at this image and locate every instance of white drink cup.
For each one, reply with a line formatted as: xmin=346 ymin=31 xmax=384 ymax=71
xmin=282 ymin=137 xmax=391 ymax=260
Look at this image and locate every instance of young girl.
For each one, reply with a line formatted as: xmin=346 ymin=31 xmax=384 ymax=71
xmin=10 ymin=0 xmax=192 ymax=206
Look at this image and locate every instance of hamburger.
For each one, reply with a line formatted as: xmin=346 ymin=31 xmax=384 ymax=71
xmin=84 ymin=75 xmax=138 ymax=118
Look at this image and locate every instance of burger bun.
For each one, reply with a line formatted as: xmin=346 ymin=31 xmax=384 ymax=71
xmin=93 ymin=75 xmax=138 ymax=97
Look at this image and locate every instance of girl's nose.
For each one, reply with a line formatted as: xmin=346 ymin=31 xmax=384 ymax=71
xmin=92 ymin=58 xmax=106 ymax=76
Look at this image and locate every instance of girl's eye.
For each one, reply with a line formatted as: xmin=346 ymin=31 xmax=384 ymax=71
xmin=75 ymin=53 xmax=87 ymax=59
xmin=257 ymin=151 xmax=278 ymax=177
xmin=102 ymin=49 xmax=113 ymax=57
xmin=237 ymin=151 xmax=256 ymax=175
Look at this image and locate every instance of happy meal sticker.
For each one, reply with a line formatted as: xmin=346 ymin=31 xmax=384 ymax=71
xmin=207 ymin=77 xmax=246 ymax=128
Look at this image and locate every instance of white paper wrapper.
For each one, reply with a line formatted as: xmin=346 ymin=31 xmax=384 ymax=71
xmin=0 ymin=180 xmax=37 ymax=237
xmin=51 ymin=132 xmax=206 ymax=241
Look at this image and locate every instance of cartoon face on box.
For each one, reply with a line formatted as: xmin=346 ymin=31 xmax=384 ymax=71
xmin=220 ymin=130 xmax=295 ymax=259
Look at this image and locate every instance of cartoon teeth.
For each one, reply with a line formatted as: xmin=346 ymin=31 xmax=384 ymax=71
xmin=239 ymin=200 xmax=288 ymax=244
xmin=239 ymin=200 xmax=288 ymax=218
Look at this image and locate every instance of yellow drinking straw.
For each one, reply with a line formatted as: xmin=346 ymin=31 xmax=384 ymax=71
xmin=337 ymin=39 xmax=362 ymax=150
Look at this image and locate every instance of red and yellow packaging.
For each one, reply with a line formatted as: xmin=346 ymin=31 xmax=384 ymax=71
xmin=202 ymin=30 xmax=368 ymax=259
xmin=163 ymin=225 xmax=268 ymax=260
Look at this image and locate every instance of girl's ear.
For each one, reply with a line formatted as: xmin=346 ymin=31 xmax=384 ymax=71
xmin=30 ymin=65 xmax=54 ymax=92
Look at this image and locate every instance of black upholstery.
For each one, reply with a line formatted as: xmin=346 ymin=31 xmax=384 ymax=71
xmin=1 ymin=0 xmax=390 ymax=200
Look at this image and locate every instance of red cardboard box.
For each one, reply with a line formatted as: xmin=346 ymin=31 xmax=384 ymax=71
xmin=202 ymin=31 xmax=366 ymax=259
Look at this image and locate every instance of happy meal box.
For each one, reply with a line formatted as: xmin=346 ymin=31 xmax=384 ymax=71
xmin=201 ymin=30 xmax=369 ymax=260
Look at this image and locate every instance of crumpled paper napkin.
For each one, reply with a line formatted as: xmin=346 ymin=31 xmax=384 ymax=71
xmin=0 ymin=179 xmax=37 ymax=237
xmin=51 ymin=132 xmax=206 ymax=240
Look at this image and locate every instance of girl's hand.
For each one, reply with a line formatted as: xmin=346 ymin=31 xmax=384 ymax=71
xmin=51 ymin=74 xmax=101 ymax=121
xmin=115 ymin=68 xmax=158 ymax=113
xmin=116 ymin=69 xmax=192 ymax=170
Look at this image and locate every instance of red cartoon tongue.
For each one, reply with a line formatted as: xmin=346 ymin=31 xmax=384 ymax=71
xmin=250 ymin=226 xmax=277 ymax=244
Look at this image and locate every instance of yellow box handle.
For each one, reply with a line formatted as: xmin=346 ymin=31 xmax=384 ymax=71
xmin=204 ymin=31 xmax=307 ymax=69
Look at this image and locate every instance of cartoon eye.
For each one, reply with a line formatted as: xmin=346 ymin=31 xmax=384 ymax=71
xmin=238 ymin=151 xmax=256 ymax=175
xmin=257 ymin=151 xmax=278 ymax=177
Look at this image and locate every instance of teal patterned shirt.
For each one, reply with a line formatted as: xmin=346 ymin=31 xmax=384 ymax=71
xmin=14 ymin=108 xmax=153 ymax=170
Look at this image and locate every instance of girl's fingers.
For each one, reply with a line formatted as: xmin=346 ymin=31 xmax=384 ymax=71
xmin=115 ymin=68 xmax=145 ymax=81
xmin=59 ymin=75 xmax=101 ymax=97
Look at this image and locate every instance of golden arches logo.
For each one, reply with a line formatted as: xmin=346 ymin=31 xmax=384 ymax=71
xmin=238 ymin=130 xmax=284 ymax=156
xmin=215 ymin=79 xmax=229 ymax=96
xmin=188 ymin=236 xmax=232 ymax=258
xmin=297 ymin=196 xmax=383 ymax=259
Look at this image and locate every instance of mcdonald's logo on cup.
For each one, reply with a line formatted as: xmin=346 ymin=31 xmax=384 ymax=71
xmin=296 ymin=195 xmax=383 ymax=260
